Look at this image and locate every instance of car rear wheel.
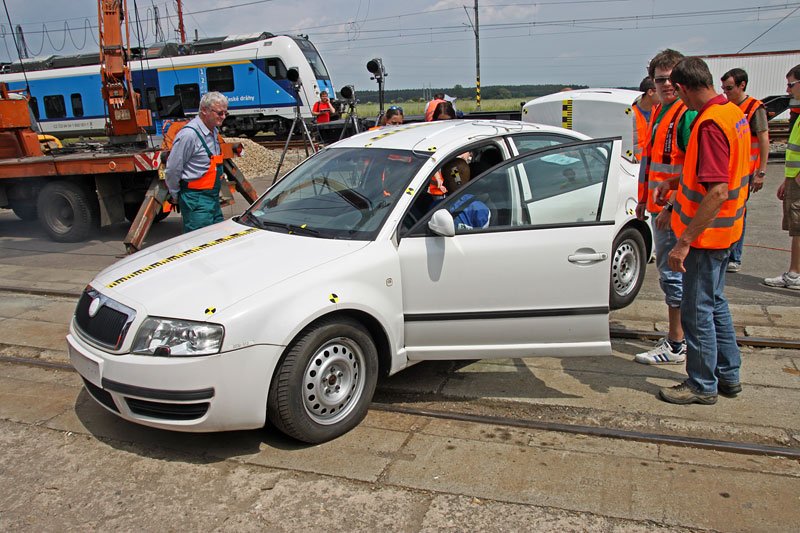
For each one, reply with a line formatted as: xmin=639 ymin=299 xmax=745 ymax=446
xmin=268 ymin=317 xmax=378 ymax=443
xmin=610 ymin=227 xmax=646 ymax=310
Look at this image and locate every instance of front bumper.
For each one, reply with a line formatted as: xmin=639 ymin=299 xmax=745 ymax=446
xmin=67 ymin=327 xmax=283 ymax=432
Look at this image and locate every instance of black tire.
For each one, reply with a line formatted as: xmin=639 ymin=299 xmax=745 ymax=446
xmin=37 ymin=181 xmax=97 ymax=243
xmin=11 ymin=203 xmax=38 ymax=221
xmin=268 ymin=317 xmax=378 ymax=444
xmin=610 ymin=227 xmax=646 ymax=310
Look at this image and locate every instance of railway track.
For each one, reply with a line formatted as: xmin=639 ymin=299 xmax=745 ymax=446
xmin=770 ymin=121 xmax=791 ymax=143
xmin=1 ymin=353 xmax=798 ymax=460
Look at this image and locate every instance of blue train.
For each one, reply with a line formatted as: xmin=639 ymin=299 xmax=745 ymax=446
xmin=0 ymin=33 xmax=335 ymax=138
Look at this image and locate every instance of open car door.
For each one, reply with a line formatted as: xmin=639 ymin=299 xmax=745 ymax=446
xmin=397 ymin=138 xmax=623 ymax=360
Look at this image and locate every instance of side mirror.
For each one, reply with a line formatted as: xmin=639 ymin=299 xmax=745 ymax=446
xmin=428 ymin=208 xmax=455 ymax=237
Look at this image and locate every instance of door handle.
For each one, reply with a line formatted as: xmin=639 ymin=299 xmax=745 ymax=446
xmin=568 ymin=252 xmax=608 ymax=263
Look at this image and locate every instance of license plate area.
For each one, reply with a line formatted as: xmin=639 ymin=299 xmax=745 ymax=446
xmin=69 ymin=344 xmax=101 ymax=386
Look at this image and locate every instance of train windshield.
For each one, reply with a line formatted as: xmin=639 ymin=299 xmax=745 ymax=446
xmin=292 ymin=37 xmax=330 ymax=80
xmin=240 ymin=148 xmax=431 ymax=240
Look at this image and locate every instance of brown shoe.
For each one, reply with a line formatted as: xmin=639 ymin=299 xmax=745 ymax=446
xmin=659 ymin=381 xmax=717 ymax=405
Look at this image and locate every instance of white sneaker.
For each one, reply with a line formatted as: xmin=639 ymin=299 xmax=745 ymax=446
xmin=726 ymin=261 xmax=741 ymax=273
xmin=763 ymin=272 xmax=800 ymax=289
xmin=634 ymin=337 xmax=687 ymax=365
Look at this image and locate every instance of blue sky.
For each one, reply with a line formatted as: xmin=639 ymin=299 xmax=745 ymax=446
xmin=1 ymin=0 xmax=798 ymax=90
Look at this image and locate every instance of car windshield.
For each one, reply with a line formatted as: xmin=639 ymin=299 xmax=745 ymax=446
xmin=240 ymin=148 xmax=430 ymax=240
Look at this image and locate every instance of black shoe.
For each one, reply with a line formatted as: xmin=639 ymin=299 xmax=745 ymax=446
xmin=718 ymin=380 xmax=742 ymax=397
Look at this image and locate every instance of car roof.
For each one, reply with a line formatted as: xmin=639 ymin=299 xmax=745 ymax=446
xmin=529 ymin=88 xmax=642 ymax=106
xmin=330 ymin=120 xmax=588 ymax=154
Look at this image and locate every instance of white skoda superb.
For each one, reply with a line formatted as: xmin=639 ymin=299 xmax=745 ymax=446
xmin=67 ymin=120 xmax=652 ymax=443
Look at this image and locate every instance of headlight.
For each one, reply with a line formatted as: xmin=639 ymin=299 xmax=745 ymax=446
xmin=132 ymin=317 xmax=224 ymax=357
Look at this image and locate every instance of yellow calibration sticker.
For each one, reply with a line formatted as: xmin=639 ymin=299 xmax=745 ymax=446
xmin=105 ymin=228 xmax=258 ymax=288
xmin=205 ymin=307 xmax=217 ymax=316
xmin=625 ymin=107 xmax=633 ymax=115
xmin=626 ymin=150 xmax=634 ymax=158
xmin=405 ymin=187 xmax=415 ymax=196
xmin=328 ymin=293 xmax=339 ymax=303
xmin=561 ymin=99 xmax=573 ymax=130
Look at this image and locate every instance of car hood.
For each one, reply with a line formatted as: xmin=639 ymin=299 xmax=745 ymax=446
xmin=94 ymin=220 xmax=368 ymax=321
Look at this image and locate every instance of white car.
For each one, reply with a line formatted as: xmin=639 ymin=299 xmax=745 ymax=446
xmin=67 ymin=120 xmax=652 ymax=443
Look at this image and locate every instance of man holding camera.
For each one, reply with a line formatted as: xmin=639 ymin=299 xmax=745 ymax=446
xmin=312 ymin=91 xmax=335 ymax=123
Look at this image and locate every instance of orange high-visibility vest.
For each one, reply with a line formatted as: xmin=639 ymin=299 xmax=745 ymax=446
xmin=425 ymin=99 xmax=446 ymax=122
xmin=638 ymin=100 xmax=688 ymax=213
xmin=632 ymin=103 xmax=650 ymax=162
xmin=737 ymin=95 xmax=765 ymax=173
xmin=185 ymin=127 xmax=224 ymax=190
xmin=672 ymin=101 xmax=751 ymax=249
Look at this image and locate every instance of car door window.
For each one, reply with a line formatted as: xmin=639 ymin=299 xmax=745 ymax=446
xmin=438 ymin=139 xmax=614 ymax=233
xmin=509 ymin=133 xmax=578 ymax=155
xmin=401 ymin=142 xmax=506 ymax=234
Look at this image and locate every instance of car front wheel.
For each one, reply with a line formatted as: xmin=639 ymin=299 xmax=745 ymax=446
xmin=268 ymin=317 xmax=378 ymax=443
xmin=610 ymin=227 xmax=646 ymax=310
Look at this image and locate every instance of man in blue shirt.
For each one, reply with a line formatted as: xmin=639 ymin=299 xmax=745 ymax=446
xmin=165 ymin=92 xmax=229 ymax=232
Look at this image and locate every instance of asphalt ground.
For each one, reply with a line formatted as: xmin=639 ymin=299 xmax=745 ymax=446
xmin=0 ymin=161 xmax=798 ymax=531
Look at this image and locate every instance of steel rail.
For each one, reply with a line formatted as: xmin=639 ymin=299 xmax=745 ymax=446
xmin=2 ymin=355 xmax=798 ymax=460
xmin=372 ymin=403 xmax=800 ymax=460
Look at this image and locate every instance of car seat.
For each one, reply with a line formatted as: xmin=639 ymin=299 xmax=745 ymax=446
xmin=469 ymin=146 xmax=503 ymax=178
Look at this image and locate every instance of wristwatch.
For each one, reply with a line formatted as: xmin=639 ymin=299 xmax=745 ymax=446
xmin=757 ymin=170 xmax=767 ymax=177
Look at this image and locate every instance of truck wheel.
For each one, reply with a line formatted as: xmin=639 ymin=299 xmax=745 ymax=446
xmin=37 ymin=181 xmax=97 ymax=242
xmin=268 ymin=317 xmax=378 ymax=444
xmin=610 ymin=227 xmax=646 ymax=310
xmin=11 ymin=203 xmax=38 ymax=221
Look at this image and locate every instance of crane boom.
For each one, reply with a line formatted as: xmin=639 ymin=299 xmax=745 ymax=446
xmin=98 ymin=0 xmax=152 ymax=143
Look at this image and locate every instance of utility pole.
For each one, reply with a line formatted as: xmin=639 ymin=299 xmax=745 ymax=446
xmin=175 ymin=0 xmax=187 ymax=43
xmin=464 ymin=2 xmax=481 ymax=111
xmin=474 ymin=0 xmax=480 ymax=111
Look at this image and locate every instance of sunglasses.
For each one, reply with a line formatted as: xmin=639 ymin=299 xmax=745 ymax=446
xmin=388 ymin=106 xmax=404 ymax=114
xmin=721 ymin=85 xmax=736 ymax=91
xmin=653 ymin=77 xmax=671 ymax=85
xmin=788 ymin=80 xmax=800 ymax=89
xmin=212 ymin=109 xmax=228 ymax=117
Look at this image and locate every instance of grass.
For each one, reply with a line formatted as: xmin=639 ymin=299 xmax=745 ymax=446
xmin=353 ymin=98 xmax=530 ymax=118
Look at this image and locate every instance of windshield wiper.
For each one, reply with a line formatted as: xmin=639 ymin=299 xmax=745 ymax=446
xmin=254 ymin=219 xmax=320 ymax=236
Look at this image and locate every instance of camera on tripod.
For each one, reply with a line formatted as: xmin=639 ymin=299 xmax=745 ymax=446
xmin=287 ymin=67 xmax=302 ymax=90
xmin=273 ymin=66 xmax=318 ymax=182
xmin=336 ymin=85 xmax=362 ymax=140
xmin=336 ymin=85 xmax=358 ymax=114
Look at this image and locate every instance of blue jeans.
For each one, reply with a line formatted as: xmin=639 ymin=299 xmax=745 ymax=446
xmin=654 ymin=224 xmax=683 ymax=308
xmin=728 ymin=209 xmax=747 ymax=263
xmin=681 ymin=247 xmax=741 ymax=394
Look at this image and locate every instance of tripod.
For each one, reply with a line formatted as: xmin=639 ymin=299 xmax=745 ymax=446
xmin=338 ymin=101 xmax=361 ymax=140
xmin=273 ymin=82 xmax=318 ymax=184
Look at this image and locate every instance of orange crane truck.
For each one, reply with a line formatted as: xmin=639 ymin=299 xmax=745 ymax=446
xmin=0 ymin=0 xmax=257 ymax=250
